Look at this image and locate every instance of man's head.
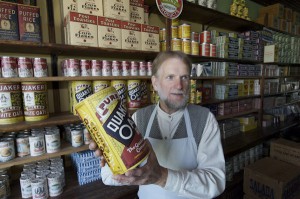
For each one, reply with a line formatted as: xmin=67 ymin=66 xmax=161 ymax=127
xmin=151 ymin=51 xmax=191 ymax=114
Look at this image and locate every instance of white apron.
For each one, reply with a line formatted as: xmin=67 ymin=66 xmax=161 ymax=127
xmin=138 ymin=106 xmax=198 ymax=199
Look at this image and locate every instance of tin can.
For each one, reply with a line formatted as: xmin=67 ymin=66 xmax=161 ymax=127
xmin=178 ymin=23 xmax=191 ymax=39
xmin=0 ymin=138 xmax=15 ymax=162
xmin=32 ymin=58 xmax=48 ymax=77
xmin=139 ymin=61 xmax=147 ymax=76
xmin=171 ymin=18 xmax=179 ymax=26
xmin=181 ymin=39 xmax=191 ymax=54
xmin=50 ymin=166 xmax=65 ymax=187
xmin=91 ymin=60 xmax=102 ymax=76
xmin=171 ymin=26 xmax=178 ymax=39
xmin=190 ymin=79 xmax=197 ymax=93
xmin=171 ymin=38 xmax=181 ymax=51
xmin=127 ymin=80 xmax=141 ymax=109
xmin=200 ymin=43 xmax=210 ymax=56
xmin=45 ymin=131 xmax=60 ymax=153
xmin=1 ymin=56 xmax=18 ymax=78
xmin=121 ymin=61 xmax=130 ymax=76
xmin=93 ymin=80 xmax=110 ymax=93
xmin=102 ymin=60 xmax=112 ymax=76
xmin=160 ymin=40 xmax=167 ymax=51
xmin=21 ymin=82 xmax=49 ymax=121
xmin=29 ymin=135 xmax=45 ymax=156
xmin=112 ymin=60 xmax=121 ymax=76
xmin=207 ymin=0 xmax=217 ymax=9
xmin=191 ymin=32 xmax=199 ymax=42
xmin=140 ymin=81 xmax=148 ymax=106
xmin=0 ymin=180 xmax=6 ymax=199
xmin=66 ymin=59 xmax=80 ymax=77
xmin=159 ymin=28 xmax=166 ymax=41
xmin=111 ymin=80 xmax=127 ymax=108
xmin=0 ymin=174 xmax=10 ymax=197
xmin=20 ymin=175 xmax=32 ymax=198
xmin=16 ymin=134 xmax=30 ymax=157
xmin=71 ymin=128 xmax=83 ymax=147
xmin=47 ymin=173 xmax=62 ymax=197
xmin=31 ymin=178 xmax=48 ymax=199
xmin=80 ymin=59 xmax=91 ymax=76
xmin=146 ymin=61 xmax=152 ymax=76
xmin=196 ymin=90 xmax=202 ymax=104
xmin=200 ymin=30 xmax=211 ymax=43
xmin=69 ymin=81 xmax=93 ymax=114
xmin=130 ymin=61 xmax=139 ymax=76
xmin=0 ymin=82 xmax=24 ymax=124
xmin=60 ymin=60 xmax=68 ymax=76
xmin=198 ymin=0 xmax=207 ymax=6
xmin=191 ymin=41 xmax=199 ymax=55
xmin=189 ymin=92 xmax=196 ymax=104
xmin=210 ymin=43 xmax=216 ymax=57
xmin=18 ymin=57 xmax=33 ymax=77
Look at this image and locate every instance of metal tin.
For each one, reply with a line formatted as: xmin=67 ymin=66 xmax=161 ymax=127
xmin=190 ymin=79 xmax=196 ymax=93
xmin=200 ymin=43 xmax=210 ymax=56
xmin=139 ymin=61 xmax=147 ymax=76
xmin=102 ymin=60 xmax=112 ymax=76
xmin=93 ymin=80 xmax=110 ymax=93
xmin=171 ymin=38 xmax=181 ymax=51
xmin=91 ymin=60 xmax=102 ymax=76
xmin=189 ymin=91 xmax=196 ymax=104
xmin=45 ymin=131 xmax=60 ymax=153
xmin=196 ymin=90 xmax=202 ymax=104
xmin=159 ymin=28 xmax=166 ymax=41
xmin=191 ymin=32 xmax=199 ymax=42
xmin=32 ymin=58 xmax=48 ymax=77
xmin=0 ymin=82 xmax=24 ymax=124
xmin=50 ymin=166 xmax=65 ymax=187
xmin=140 ymin=81 xmax=148 ymax=106
xmin=20 ymin=175 xmax=32 ymax=198
xmin=210 ymin=43 xmax=216 ymax=57
xmin=121 ymin=61 xmax=130 ymax=76
xmin=71 ymin=128 xmax=83 ymax=147
xmin=80 ymin=59 xmax=91 ymax=76
xmin=29 ymin=135 xmax=45 ymax=156
xmin=130 ymin=61 xmax=139 ymax=76
xmin=160 ymin=40 xmax=167 ymax=51
xmin=111 ymin=80 xmax=127 ymax=108
xmin=18 ymin=57 xmax=33 ymax=78
xmin=191 ymin=41 xmax=199 ymax=55
xmin=178 ymin=23 xmax=191 ymax=39
xmin=112 ymin=60 xmax=121 ymax=76
xmin=181 ymin=39 xmax=191 ymax=54
xmin=171 ymin=26 xmax=178 ymax=39
xmin=31 ymin=178 xmax=48 ymax=199
xmin=47 ymin=173 xmax=62 ymax=197
xmin=200 ymin=30 xmax=211 ymax=43
xmin=171 ymin=18 xmax=179 ymax=26
xmin=66 ymin=59 xmax=80 ymax=77
xmin=21 ymin=82 xmax=49 ymax=121
xmin=69 ymin=81 xmax=92 ymax=114
xmin=0 ymin=180 xmax=6 ymax=199
xmin=16 ymin=134 xmax=30 ymax=157
xmin=1 ymin=56 xmax=18 ymax=78
xmin=0 ymin=174 xmax=10 ymax=197
xmin=0 ymin=138 xmax=15 ymax=162
xmin=146 ymin=61 xmax=152 ymax=76
xmin=127 ymin=80 xmax=141 ymax=110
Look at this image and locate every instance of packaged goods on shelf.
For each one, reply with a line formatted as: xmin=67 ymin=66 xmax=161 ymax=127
xmin=121 ymin=21 xmax=141 ymax=50
xmin=97 ymin=16 xmax=122 ymax=49
xmin=218 ymin=118 xmax=240 ymax=139
xmin=69 ymin=81 xmax=93 ymax=115
xmin=259 ymin=3 xmax=285 ymax=20
xmin=0 ymin=1 xmax=19 ymax=41
xmin=130 ymin=0 xmax=144 ymax=24
xmin=264 ymin=45 xmax=279 ymax=63
xmin=143 ymin=4 xmax=149 ymax=24
xmin=77 ymin=0 xmax=103 ymax=16
xmin=103 ymin=0 xmax=130 ymax=21
xmin=244 ymin=157 xmax=300 ymax=199
xmin=141 ymin=24 xmax=159 ymax=52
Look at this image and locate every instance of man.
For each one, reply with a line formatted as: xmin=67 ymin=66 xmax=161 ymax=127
xmin=89 ymin=51 xmax=225 ymax=198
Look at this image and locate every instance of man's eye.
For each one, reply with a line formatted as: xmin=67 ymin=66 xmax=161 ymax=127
xmin=181 ymin=76 xmax=190 ymax=80
xmin=167 ymin=76 xmax=174 ymax=80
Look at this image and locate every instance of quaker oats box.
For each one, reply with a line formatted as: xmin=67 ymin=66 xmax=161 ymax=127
xmin=130 ymin=0 xmax=144 ymax=24
xmin=77 ymin=0 xmax=103 ymax=16
xmin=103 ymin=0 xmax=130 ymax=21
xmin=17 ymin=4 xmax=42 ymax=42
xmin=0 ymin=1 xmax=19 ymax=41
xmin=121 ymin=21 xmax=141 ymax=50
xmin=66 ymin=11 xmax=98 ymax=47
xmin=97 ymin=16 xmax=122 ymax=49
xmin=141 ymin=24 xmax=159 ymax=52
xmin=60 ymin=0 xmax=78 ymax=44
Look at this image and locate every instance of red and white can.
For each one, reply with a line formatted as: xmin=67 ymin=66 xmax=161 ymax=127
xmin=91 ymin=60 xmax=102 ymax=76
xmin=18 ymin=57 xmax=33 ymax=78
xmin=61 ymin=60 xmax=68 ymax=76
xmin=121 ymin=61 xmax=130 ymax=76
xmin=130 ymin=61 xmax=139 ymax=76
xmin=80 ymin=59 xmax=91 ymax=76
xmin=191 ymin=32 xmax=199 ymax=42
xmin=1 ymin=56 xmax=18 ymax=78
xmin=200 ymin=43 xmax=210 ymax=56
xmin=66 ymin=59 xmax=80 ymax=77
xmin=139 ymin=61 xmax=146 ymax=76
xmin=112 ymin=60 xmax=121 ymax=76
xmin=147 ymin=61 xmax=152 ymax=76
xmin=102 ymin=60 xmax=112 ymax=76
xmin=32 ymin=58 xmax=48 ymax=77
xmin=200 ymin=31 xmax=211 ymax=44
xmin=210 ymin=44 xmax=216 ymax=57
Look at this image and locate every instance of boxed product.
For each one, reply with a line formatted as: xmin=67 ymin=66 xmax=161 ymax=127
xmin=17 ymin=4 xmax=42 ymax=42
xmin=97 ymin=16 xmax=122 ymax=49
xmin=103 ymin=0 xmax=130 ymax=21
xmin=130 ymin=0 xmax=144 ymax=24
xmin=121 ymin=21 xmax=141 ymax=50
xmin=141 ymin=24 xmax=159 ymax=52
xmin=77 ymin=0 xmax=103 ymax=16
xmin=259 ymin=3 xmax=285 ymax=19
xmin=60 ymin=0 xmax=78 ymax=44
xmin=264 ymin=45 xmax=278 ymax=63
xmin=244 ymin=157 xmax=300 ymax=199
xmin=65 ymin=11 xmax=98 ymax=47
xmin=144 ymin=4 xmax=149 ymax=24
xmin=270 ymin=138 xmax=300 ymax=167
xmin=0 ymin=1 xmax=19 ymax=41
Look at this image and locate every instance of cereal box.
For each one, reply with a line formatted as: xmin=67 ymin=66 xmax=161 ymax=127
xmin=77 ymin=0 xmax=103 ymax=16
xmin=144 ymin=4 xmax=149 ymax=24
xmin=17 ymin=4 xmax=42 ymax=42
xmin=141 ymin=24 xmax=159 ymax=52
xmin=103 ymin=0 xmax=130 ymax=21
xmin=65 ymin=11 xmax=98 ymax=47
xmin=60 ymin=0 xmax=78 ymax=44
xmin=130 ymin=0 xmax=144 ymax=24
xmin=121 ymin=21 xmax=141 ymax=50
xmin=97 ymin=16 xmax=122 ymax=49
xmin=0 ymin=1 xmax=19 ymax=41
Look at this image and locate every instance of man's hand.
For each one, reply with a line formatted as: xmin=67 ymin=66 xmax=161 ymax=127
xmin=87 ymin=133 xmax=106 ymax=167
xmin=112 ymin=140 xmax=168 ymax=187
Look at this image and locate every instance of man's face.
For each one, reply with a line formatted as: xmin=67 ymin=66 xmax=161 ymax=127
xmin=151 ymin=57 xmax=190 ymax=114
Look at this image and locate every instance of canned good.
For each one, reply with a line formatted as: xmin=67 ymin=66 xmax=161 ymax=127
xmin=32 ymin=58 xmax=48 ymax=77
xmin=160 ymin=40 xmax=167 ymax=51
xmin=171 ymin=38 xmax=181 ymax=51
xmin=171 ymin=26 xmax=178 ymax=39
xmin=130 ymin=61 xmax=139 ymax=76
xmin=199 ymin=43 xmax=210 ymax=56
xmin=139 ymin=61 xmax=146 ymax=76
xmin=80 ymin=59 xmax=91 ymax=76
xmin=18 ymin=57 xmax=33 ymax=78
xmin=93 ymin=80 xmax=110 ymax=93
xmin=210 ymin=44 xmax=216 ymax=57
xmin=91 ymin=60 xmax=102 ymax=76
xmin=45 ymin=131 xmax=60 ymax=153
xmin=1 ymin=56 xmax=18 ymax=78
xmin=171 ymin=18 xmax=179 ymax=26
xmin=31 ymin=178 xmax=48 ymax=199
xmin=71 ymin=128 xmax=83 ymax=147
xmin=200 ymin=31 xmax=211 ymax=43
xmin=0 ymin=138 xmax=15 ymax=162
xmin=16 ymin=134 xmax=30 ymax=157
xmin=146 ymin=61 xmax=152 ymax=76
xmin=65 ymin=59 xmax=80 ymax=77
xmin=111 ymin=80 xmax=127 ymax=108
xmin=20 ymin=175 xmax=32 ymax=198
xmin=127 ymin=80 xmax=141 ymax=110
xmin=102 ymin=60 xmax=112 ymax=76
xmin=140 ymin=81 xmax=148 ymax=106
xmin=69 ymin=81 xmax=92 ymax=114
xmin=112 ymin=60 xmax=121 ymax=76
xmin=29 ymin=135 xmax=45 ymax=156
xmin=159 ymin=28 xmax=166 ymax=41
xmin=191 ymin=41 xmax=199 ymax=55
xmin=47 ymin=173 xmax=62 ymax=197
xmin=178 ymin=23 xmax=191 ymax=39
xmin=181 ymin=39 xmax=191 ymax=54
xmin=191 ymin=32 xmax=199 ymax=42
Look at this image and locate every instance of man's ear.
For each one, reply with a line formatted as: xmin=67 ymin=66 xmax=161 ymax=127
xmin=151 ymin=76 xmax=158 ymax=91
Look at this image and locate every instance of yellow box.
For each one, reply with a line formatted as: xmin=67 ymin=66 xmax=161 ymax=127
xmin=240 ymin=121 xmax=257 ymax=132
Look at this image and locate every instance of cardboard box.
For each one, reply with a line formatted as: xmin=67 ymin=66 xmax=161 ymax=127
xmin=244 ymin=157 xmax=300 ymax=199
xmin=130 ymin=0 xmax=144 ymax=24
xmin=264 ymin=45 xmax=278 ymax=63
xmin=0 ymin=1 xmax=19 ymax=41
xmin=259 ymin=3 xmax=284 ymax=19
xmin=103 ymin=0 xmax=130 ymax=21
xmin=141 ymin=24 xmax=159 ymax=52
xmin=60 ymin=0 xmax=77 ymax=44
xmin=121 ymin=21 xmax=141 ymax=50
xmin=97 ymin=16 xmax=122 ymax=49
xmin=267 ymin=14 xmax=279 ymax=30
xmin=270 ymin=138 xmax=300 ymax=167
xmin=77 ymin=0 xmax=103 ymax=16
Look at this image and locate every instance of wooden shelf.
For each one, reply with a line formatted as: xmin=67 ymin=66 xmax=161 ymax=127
xmin=0 ymin=112 xmax=80 ymax=133
xmin=189 ymin=55 xmax=261 ymax=64
xmin=216 ymin=109 xmax=259 ymax=121
xmin=201 ymin=95 xmax=261 ymax=105
xmin=0 ymin=142 xmax=89 ymax=169
xmin=250 ymin=0 xmax=300 ymax=13
xmin=194 ymin=76 xmax=261 ymax=80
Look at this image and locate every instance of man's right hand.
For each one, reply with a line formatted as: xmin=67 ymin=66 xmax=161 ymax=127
xmin=87 ymin=133 xmax=106 ymax=167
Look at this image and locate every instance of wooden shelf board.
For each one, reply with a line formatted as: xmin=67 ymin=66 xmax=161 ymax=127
xmin=201 ymin=95 xmax=261 ymax=105
xmin=216 ymin=109 xmax=259 ymax=121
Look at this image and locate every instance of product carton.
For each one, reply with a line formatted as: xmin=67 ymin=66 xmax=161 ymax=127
xmin=141 ymin=24 xmax=159 ymax=52
xmin=259 ymin=3 xmax=284 ymax=19
xmin=97 ymin=16 xmax=122 ymax=49
xmin=244 ymin=157 xmax=300 ymax=199
xmin=103 ymin=0 xmax=130 ymax=21
xmin=0 ymin=1 xmax=19 ymax=41
xmin=264 ymin=45 xmax=278 ymax=63
xmin=130 ymin=0 xmax=144 ymax=24
xmin=121 ymin=21 xmax=141 ymax=50
xmin=270 ymin=138 xmax=300 ymax=167
xmin=77 ymin=0 xmax=103 ymax=16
